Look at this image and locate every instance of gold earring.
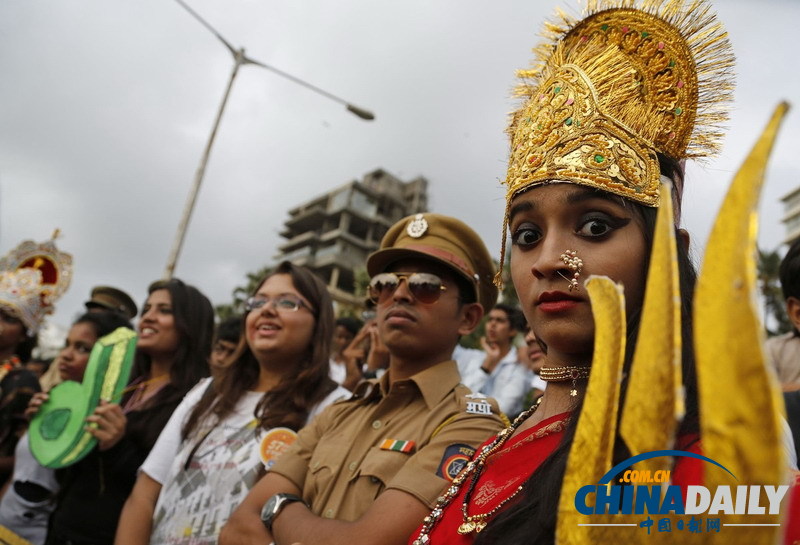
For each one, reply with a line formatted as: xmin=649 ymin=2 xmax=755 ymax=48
xmin=559 ymin=250 xmax=583 ymax=292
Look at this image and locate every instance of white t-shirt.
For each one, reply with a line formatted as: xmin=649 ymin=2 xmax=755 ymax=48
xmin=142 ymin=378 xmax=349 ymax=545
xmin=329 ymin=358 xmax=347 ymax=385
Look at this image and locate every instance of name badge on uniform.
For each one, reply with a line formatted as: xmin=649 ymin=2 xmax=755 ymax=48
xmin=465 ymin=393 xmax=493 ymax=415
xmin=259 ymin=427 xmax=298 ymax=469
xmin=379 ymin=438 xmax=415 ymax=453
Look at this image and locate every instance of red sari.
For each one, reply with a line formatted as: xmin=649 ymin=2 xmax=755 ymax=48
xmin=409 ymin=412 xmax=800 ymax=545
xmin=408 ymin=412 xmax=570 ymax=545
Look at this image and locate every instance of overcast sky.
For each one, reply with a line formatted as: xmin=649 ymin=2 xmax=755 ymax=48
xmin=1 ymin=0 xmax=798 ymax=330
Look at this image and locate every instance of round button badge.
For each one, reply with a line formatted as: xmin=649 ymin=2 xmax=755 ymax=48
xmin=259 ymin=427 xmax=298 ymax=469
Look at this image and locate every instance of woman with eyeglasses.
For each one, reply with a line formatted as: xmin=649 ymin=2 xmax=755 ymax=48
xmin=116 ymin=262 xmax=349 ymax=545
xmin=44 ymin=278 xmax=214 ymax=545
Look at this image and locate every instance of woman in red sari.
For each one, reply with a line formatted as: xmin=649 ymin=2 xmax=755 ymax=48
xmin=410 ymin=170 xmax=705 ymax=544
xmin=410 ymin=1 xmax=796 ymax=544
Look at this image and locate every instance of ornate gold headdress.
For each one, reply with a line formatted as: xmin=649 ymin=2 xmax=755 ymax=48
xmin=0 ymin=269 xmax=50 ymax=335
xmin=0 ymin=230 xmax=73 ymax=334
xmin=496 ymin=0 xmax=735 ymax=286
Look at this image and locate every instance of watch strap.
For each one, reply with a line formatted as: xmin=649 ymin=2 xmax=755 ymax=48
xmin=263 ymin=493 xmax=306 ymax=532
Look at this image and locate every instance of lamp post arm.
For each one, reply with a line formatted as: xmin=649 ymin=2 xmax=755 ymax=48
xmin=246 ymin=57 xmax=374 ymax=120
xmin=172 ymin=0 xmax=237 ymax=56
xmin=162 ymin=50 xmax=245 ymax=279
xmin=171 ymin=0 xmax=374 ymax=120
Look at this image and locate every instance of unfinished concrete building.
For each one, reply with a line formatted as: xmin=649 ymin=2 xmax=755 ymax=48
xmin=275 ymin=169 xmax=428 ymax=306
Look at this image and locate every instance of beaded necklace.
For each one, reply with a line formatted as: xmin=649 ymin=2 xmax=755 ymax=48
xmin=412 ymin=398 xmax=542 ymax=545
xmin=0 ymin=356 xmax=22 ymax=382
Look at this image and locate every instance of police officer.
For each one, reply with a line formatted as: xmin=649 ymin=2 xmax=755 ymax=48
xmin=84 ymin=285 xmax=138 ymax=321
xmin=221 ymin=213 xmax=505 ymax=545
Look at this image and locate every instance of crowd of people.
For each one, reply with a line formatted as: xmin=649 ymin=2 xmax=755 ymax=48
xmin=1 ymin=0 xmax=799 ymax=544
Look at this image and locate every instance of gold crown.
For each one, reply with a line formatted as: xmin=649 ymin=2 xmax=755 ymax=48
xmin=0 ymin=231 xmax=73 ymax=333
xmin=0 ymin=231 xmax=73 ymax=301
xmin=0 ymin=269 xmax=51 ymax=335
xmin=497 ymin=0 xmax=735 ymax=286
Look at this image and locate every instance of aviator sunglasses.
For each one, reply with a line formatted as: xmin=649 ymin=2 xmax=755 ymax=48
xmin=368 ymin=272 xmax=448 ymax=304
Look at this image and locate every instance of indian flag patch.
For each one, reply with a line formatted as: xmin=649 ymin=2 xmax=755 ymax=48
xmin=379 ymin=438 xmax=415 ymax=453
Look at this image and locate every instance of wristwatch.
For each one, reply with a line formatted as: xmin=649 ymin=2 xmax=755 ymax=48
xmin=260 ymin=493 xmax=306 ymax=532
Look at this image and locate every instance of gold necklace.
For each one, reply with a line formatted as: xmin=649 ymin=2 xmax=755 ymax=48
xmin=411 ymin=399 xmax=541 ymax=544
xmin=538 ymin=365 xmax=590 ymax=382
xmin=539 ymin=365 xmax=589 ymax=397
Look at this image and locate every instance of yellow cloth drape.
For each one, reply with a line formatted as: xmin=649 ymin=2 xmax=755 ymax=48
xmin=694 ymin=102 xmax=791 ymax=544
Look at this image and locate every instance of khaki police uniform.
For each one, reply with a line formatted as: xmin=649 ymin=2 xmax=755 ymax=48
xmin=269 ymin=360 xmax=504 ymax=522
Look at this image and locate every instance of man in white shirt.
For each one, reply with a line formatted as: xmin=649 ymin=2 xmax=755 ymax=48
xmin=519 ymin=326 xmax=547 ymax=402
xmin=461 ymin=303 xmax=532 ymax=417
xmin=765 ymin=237 xmax=800 ymax=391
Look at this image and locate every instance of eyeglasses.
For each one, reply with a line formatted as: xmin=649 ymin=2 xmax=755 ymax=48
xmin=368 ymin=272 xmax=447 ymax=304
xmin=244 ymin=295 xmax=311 ymax=313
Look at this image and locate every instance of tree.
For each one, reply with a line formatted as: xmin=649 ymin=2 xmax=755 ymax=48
xmin=757 ymin=247 xmax=791 ymax=336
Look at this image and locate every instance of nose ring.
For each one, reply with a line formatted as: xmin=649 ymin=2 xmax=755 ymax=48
xmin=559 ymin=250 xmax=583 ymax=292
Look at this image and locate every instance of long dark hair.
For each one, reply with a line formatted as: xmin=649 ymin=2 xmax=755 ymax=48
xmin=128 ymin=278 xmax=214 ymax=448
xmin=182 ymin=261 xmax=337 ymax=438
xmin=474 ymin=155 xmax=698 ymax=545
xmin=17 ymin=333 xmax=38 ymax=363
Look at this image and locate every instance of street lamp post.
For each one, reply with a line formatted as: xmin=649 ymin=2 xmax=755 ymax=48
xmin=162 ymin=0 xmax=374 ymax=279
xmin=162 ymin=49 xmax=245 ymax=281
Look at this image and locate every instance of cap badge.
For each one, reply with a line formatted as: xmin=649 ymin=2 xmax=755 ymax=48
xmin=406 ymin=214 xmax=428 ymax=238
